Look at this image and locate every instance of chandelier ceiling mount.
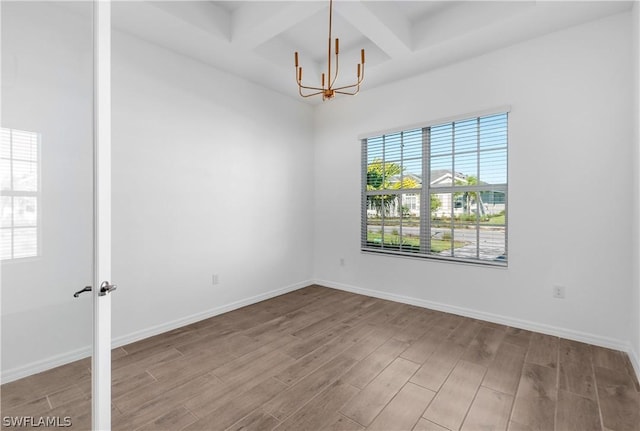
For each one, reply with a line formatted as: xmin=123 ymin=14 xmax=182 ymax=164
xmin=294 ymin=0 xmax=365 ymax=101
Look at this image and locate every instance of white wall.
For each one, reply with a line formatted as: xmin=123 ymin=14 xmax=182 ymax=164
xmin=110 ymin=31 xmax=315 ymax=344
xmin=631 ymin=1 xmax=640 ymax=376
xmin=313 ymin=12 xmax=635 ymax=351
xmin=1 ymin=3 xmax=315 ymax=381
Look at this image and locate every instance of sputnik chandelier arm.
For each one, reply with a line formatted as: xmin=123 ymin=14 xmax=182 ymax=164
xmin=294 ymin=0 xmax=365 ymax=101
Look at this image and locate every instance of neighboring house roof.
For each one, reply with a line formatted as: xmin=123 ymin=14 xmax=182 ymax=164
xmin=387 ymin=170 xmax=469 ymax=186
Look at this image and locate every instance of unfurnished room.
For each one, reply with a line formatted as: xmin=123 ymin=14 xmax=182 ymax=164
xmin=1 ymin=1 xmax=640 ymax=430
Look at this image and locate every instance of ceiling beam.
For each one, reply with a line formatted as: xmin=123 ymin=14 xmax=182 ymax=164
xmin=149 ymin=1 xmax=231 ymax=41
xmin=335 ymin=0 xmax=412 ymax=59
xmin=232 ymin=1 xmax=326 ymax=49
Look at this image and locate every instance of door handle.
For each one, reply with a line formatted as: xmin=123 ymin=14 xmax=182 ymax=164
xmin=73 ymin=286 xmax=92 ymax=297
xmin=99 ymin=281 xmax=117 ymax=296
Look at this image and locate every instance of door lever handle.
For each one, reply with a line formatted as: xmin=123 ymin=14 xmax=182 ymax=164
xmin=99 ymin=281 xmax=117 ymax=296
xmin=73 ymin=286 xmax=92 ymax=297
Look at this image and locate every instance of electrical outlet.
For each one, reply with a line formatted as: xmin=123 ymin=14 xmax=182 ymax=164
xmin=339 ymin=258 xmax=345 ymax=266
xmin=553 ymin=285 xmax=565 ymax=299
xmin=212 ymin=274 xmax=219 ymax=285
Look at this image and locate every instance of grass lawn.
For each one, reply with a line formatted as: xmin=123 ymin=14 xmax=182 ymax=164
xmin=368 ymin=214 xmax=505 ymax=227
xmin=366 ymin=232 xmax=465 ymax=253
xmin=483 ymin=214 xmax=505 ymax=225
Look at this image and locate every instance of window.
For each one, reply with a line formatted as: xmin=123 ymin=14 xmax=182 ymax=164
xmin=362 ymin=112 xmax=508 ymax=265
xmin=1 ymin=128 xmax=40 ymax=260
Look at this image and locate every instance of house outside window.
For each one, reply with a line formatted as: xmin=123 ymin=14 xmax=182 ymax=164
xmin=1 ymin=128 xmax=40 ymax=260
xmin=361 ymin=111 xmax=508 ymax=265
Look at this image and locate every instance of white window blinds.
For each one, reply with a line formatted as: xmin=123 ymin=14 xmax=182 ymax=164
xmin=362 ymin=112 xmax=508 ymax=265
xmin=1 ymin=128 xmax=40 ymax=260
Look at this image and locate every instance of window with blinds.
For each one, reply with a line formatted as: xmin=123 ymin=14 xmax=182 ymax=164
xmin=362 ymin=112 xmax=508 ymax=266
xmin=1 ymin=128 xmax=40 ymax=260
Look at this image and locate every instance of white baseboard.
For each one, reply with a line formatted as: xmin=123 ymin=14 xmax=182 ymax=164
xmin=315 ymin=278 xmax=632 ymax=354
xmin=1 ymin=279 xmax=312 ymax=384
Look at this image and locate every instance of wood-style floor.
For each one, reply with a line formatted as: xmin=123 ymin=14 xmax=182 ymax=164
xmin=2 ymin=285 xmax=639 ymax=431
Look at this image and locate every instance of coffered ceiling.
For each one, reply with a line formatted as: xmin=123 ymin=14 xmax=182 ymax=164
xmin=111 ymin=1 xmax=633 ymax=104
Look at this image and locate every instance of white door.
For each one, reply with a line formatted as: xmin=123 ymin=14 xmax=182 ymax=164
xmin=0 ymin=1 xmax=113 ymax=429
xmin=93 ymin=1 xmax=113 ymax=429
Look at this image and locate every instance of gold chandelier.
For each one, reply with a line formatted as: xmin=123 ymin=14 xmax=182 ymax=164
xmin=294 ymin=0 xmax=365 ymax=101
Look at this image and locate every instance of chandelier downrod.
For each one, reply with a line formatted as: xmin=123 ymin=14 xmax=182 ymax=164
xmin=294 ymin=0 xmax=365 ymax=101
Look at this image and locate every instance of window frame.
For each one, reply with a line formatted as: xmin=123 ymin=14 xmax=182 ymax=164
xmin=1 ymin=128 xmax=42 ymax=262
xmin=360 ymin=107 xmax=509 ymax=267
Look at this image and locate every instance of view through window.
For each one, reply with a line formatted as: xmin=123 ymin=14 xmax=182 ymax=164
xmin=1 ymin=128 xmax=40 ymax=260
xmin=362 ymin=112 xmax=508 ymax=265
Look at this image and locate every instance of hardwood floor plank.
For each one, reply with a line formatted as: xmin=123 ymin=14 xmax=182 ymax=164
xmin=0 ymin=396 xmax=51 ymax=419
xmin=387 ymin=305 xmax=423 ymax=328
xmin=363 ymin=301 xmax=406 ymax=326
xmin=594 ymin=366 xmax=640 ymax=431
xmin=112 ymin=344 xmax=183 ymax=372
xmin=225 ymin=409 xmax=280 ymax=431
xmin=621 ymin=353 xmax=640 ymax=391
xmin=112 ymin=347 xmax=182 ymax=383
xmin=389 ymin=308 xmax=437 ymax=344
xmin=341 ymin=326 xmax=396 ymax=362
xmin=367 ymin=382 xmax=435 ymax=431
xmin=45 ymin=384 xmax=88 ymax=410
xmin=46 ymin=398 xmax=100 ymax=430
xmin=343 ymin=338 xmax=410 ymax=389
xmin=340 ymin=357 xmax=419 ymax=427
xmin=410 ymin=341 xmax=466 ymax=391
xmin=400 ymin=325 xmax=450 ymax=365
xmin=460 ymin=386 xmax=513 ymax=431
xmin=510 ymin=363 xmax=557 ymax=431
xmin=265 ymin=353 xmax=358 ymax=421
xmin=274 ymin=337 xmax=355 ymax=386
xmin=412 ymin=418 xmax=449 ymax=431
xmin=447 ymin=319 xmax=483 ymax=348
xmin=422 ymin=360 xmax=486 ymax=431
xmin=136 ymin=406 xmax=198 ymax=431
xmin=122 ymin=326 xmax=197 ymax=356
xmin=592 ymin=346 xmax=628 ymax=371
xmin=174 ymin=331 xmax=252 ymax=356
xmin=431 ymin=313 xmax=464 ymax=332
xmin=146 ymin=346 xmax=236 ymax=384
xmin=182 ymin=374 xmax=255 ymax=419
xmin=559 ymin=339 xmax=593 ymax=366
xmin=462 ymin=326 xmax=506 ymax=368
xmin=293 ymin=310 xmax=353 ymax=339
xmin=483 ymin=342 xmax=527 ymax=396
xmin=555 ymin=389 xmax=601 ymax=431
xmin=211 ymin=335 xmax=298 ymax=382
xmin=214 ymin=349 xmax=295 ymax=388
xmin=322 ymin=413 xmax=365 ymax=431
xmin=503 ymin=327 xmax=533 ymax=350
xmin=284 ymin=323 xmax=355 ymax=359
xmin=274 ymin=379 xmax=359 ymax=431
xmin=112 ymin=371 xmax=157 ymax=400
xmin=114 ymin=373 xmax=218 ymax=422
xmin=559 ymin=360 xmax=596 ymax=400
xmin=507 ymin=420 xmax=535 ymax=431
xmin=525 ymin=333 xmax=559 ymax=369
xmin=272 ymin=323 xmax=377 ymax=387
xmin=184 ymin=377 xmax=287 ymax=431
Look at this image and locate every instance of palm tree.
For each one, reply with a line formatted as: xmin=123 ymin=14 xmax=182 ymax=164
xmin=455 ymin=175 xmax=485 ymax=217
xmin=366 ymin=159 xmax=419 ymax=216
